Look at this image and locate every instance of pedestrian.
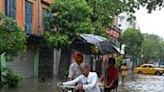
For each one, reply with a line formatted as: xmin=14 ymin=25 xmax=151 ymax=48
xmin=59 ymin=63 xmax=101 ymax=92
xmin=68 ymin=53 xmax=83 ymax=80
xmin=99 ymin=54 xmax=112 ymax=81
xmin=100 ymin=57 xmax=119 ymax=92
xmin=120 ymin=63 xmax=128 ymax=84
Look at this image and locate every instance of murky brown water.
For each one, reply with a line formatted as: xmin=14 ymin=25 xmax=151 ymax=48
xmin=1 ymin=78 xmax=61 ymax=92
xmin=1 ymin=74 xmax=164 ymax=92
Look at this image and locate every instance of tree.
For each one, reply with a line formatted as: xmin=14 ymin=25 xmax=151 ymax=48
xmin=159 ymin=41 xmax=164 ymax=60
xmin=86 ymin=0 xmax=164 ymax=33
xmin=136 ymin=0 xmax=164 ymax=13
xmin=122 ymin=28 xmax=143 ymax=57
xmin=43 ymin=0 xmax=96 ymax=79
xmin=121 ymin=28 xmax=143 ymax=69
xmin=0 ymin=13 xmax=27 ymax=54
xmin=44 ymin=0 xmax=164 ymax=48
xmin=86 ymin=0 xmax=126 ymax=34
xmin=44 ymin=0 xmax=95 ymax=48
xmin=142 ymin=34 xmax=163 ymax=63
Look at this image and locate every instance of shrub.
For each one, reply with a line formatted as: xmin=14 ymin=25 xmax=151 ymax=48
xmin=0 ymin=68 xmax=22 ymax=88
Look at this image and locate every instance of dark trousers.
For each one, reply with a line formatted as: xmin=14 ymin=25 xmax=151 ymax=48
xmin=105 ymin=88 xmax=112 ymax=92
xmin=75 ymin=89 xmax=85 ymax=92
xmin=105 ymin=87 xmax=118 ymax=92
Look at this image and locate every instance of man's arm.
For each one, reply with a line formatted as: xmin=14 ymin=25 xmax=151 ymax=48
xmin=82 ymin=73 xmax=98 ymax=90
xmin=63 ymin=75 xmax=81 ymax=86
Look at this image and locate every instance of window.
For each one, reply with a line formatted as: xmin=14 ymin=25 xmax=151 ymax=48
xmin=5 ymin=0 xmax=16 ymax=18
xmin=142 ymin=65 xmax=147 ymax=68
xmin=25 ymin=1 xmax=33 ymax=34
xmin=148 ymin=66 xmax=153 ymax=68
xmin=42 ymin=8 xmax=52 ymax=31
xmin=42 ymin=8 xmax=48 ymax=31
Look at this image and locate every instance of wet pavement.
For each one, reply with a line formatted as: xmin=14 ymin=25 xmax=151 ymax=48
xmin=1 ymin=74 xmax=164 ymax=92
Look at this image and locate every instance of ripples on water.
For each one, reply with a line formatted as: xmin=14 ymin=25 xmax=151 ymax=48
xmin=126 ymin=75 xmax=164 ymax=92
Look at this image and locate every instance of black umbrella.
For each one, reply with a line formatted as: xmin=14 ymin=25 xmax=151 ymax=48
xmin=70 ymin=34 xmax=120 ymax=55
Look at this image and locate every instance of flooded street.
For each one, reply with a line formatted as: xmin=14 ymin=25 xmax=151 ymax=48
xmin=1 ymin=75 xmax=164 ymax=92
xmin=1 ymin=78 xmax=61 ymax=92
xmin=125 ymin=74 xmax=164 ymax=92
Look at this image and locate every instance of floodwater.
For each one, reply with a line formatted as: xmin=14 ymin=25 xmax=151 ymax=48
xmin=1 ymin=74 xmax=164 ymax=92
xmin=1 ymin=78 xmax=61 ymax=92
xmin=125 ymin=74 xmax=164 ymax=92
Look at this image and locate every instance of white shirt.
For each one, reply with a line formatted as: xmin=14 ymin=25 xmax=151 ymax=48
xmin=63 ymin=72 xmax=101 ymax=92
xmin=68 ymin=62 xmax=81 ymax=79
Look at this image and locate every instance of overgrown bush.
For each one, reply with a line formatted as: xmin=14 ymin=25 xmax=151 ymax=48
xmin=4 ymin=70 xmax=22 ymax=88
xmin=0 ymin=67 xmax=22 ymax=88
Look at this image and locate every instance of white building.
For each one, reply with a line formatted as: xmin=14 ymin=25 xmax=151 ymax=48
xmin=116 ymin=12 xmax=137 ymax=31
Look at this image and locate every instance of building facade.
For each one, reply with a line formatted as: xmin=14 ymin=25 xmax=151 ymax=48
xmin=0 ymin=0 xmax=54 ymax=79
xmin=0 ymin=0 xmax=52 ymax=35
xmin=117 ymin=12 xmax=137 ymax=31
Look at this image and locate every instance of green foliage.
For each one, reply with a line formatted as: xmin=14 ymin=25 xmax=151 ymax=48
xmin=122 ymin=28 xmax=143 ymax=57
xmin=159 ymin=41 xmax=164 ymax=60
xmin=0 ymin=13 xmax=27 ymax=54
xmin=44 ymin=0 xmax=164 ymax=48
xmin=50 ymin=0 xmax=95 ymax=34
xmin=87 ymin=0 xmax=164 ymax=29
xmin=87 ymin=0 xmax=126 ymax=26
xmin=142 ymin=34 xmax=164 ymax=62
xmin=137 ymin=0 xmax=164 ymax=13
xmin=43 ymin=0 xmax=95 ymax=48
xmin=4 ymin=70 xmax=22 ymax=88
xmin=0 ymin=67 xmax=22 ymax=88
xmin=43 ymin=32 xmax=70 ymax=48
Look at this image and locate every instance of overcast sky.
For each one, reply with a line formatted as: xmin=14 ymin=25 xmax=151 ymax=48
xmin=135 ymin=8 xmax=164 ymax=38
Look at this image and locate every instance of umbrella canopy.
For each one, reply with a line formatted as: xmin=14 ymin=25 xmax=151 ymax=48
xmin=70 ymin=34 xmax=120 ymax=55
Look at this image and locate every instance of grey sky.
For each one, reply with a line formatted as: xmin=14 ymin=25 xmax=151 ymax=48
xmin=135 ymin=8 xmax=164 ymax=38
